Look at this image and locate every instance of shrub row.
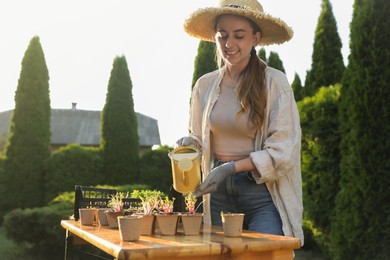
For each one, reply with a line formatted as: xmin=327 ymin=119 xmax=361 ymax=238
xmin=3 ymin=185 xmax=160 ymax=260
xmin=44 ymin=145 xmax=104 ymax=202
xmin=3 ymin=194 xmax=73 ymax=260
xmin=44 ymin=144 xmax=174 ymax=202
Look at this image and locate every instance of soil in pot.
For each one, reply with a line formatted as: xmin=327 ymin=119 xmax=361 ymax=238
xmin=180 ymin=213 xmax=204 ymax=236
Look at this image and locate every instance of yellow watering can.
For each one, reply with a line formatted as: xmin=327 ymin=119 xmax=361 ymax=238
xmin=168 ymin=146 xmax=201 ymax=193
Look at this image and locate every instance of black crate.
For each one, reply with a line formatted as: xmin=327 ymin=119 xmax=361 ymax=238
xmin=73 ymin=185 xmax=141 ymax=220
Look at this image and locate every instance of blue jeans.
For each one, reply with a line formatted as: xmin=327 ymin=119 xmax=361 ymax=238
xmin=210 ymin=159 xmax=284 ymax=235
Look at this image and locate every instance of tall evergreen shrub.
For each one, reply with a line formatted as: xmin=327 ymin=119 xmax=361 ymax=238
xmin=267 ymin=51 xmax=285 ymax=73
xmin=0 ymin=132 xmax=7 ymax=156
xmin=256 ymin=48 xmax=286 ymax=73
xmin=291 ymin=73 xmax=303 ymax=101
xmin=2 ymin=36 xmax=51 ymax=211
xmin=303 ymin=0 xmax=345 ymax=97
xmin=0 ymin=157 xmax=5 ymax=221
xmin=101 ymin=56 xmax=139 ymax=185
xmin=191 ymin=41 xmax=217 ymax=89
xmin=298 ymin=85 xmax=341 ymax=252
xmin=331 ymin=0 xmax=390 ymax=259
xmin=257 ymin=47 xmax=267 ymax=61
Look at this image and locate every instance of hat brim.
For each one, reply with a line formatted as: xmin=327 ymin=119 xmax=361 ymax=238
xmin=184 ymin=7 xmax=293 ymax=46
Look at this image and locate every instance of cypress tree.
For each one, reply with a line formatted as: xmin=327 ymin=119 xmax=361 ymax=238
xmin=298 ymin=85 xmax=341 ymax=251
xmin=267 ymin=51 xmax=285 ymax=73
xmin=0 ymin=133 xmax=7 ymax=156
xmin=302 ymin=0 xmax=345 ymax=97
xmin=257 ymin=48 xmax=286 ymax=73
xmin=191 ymin=41 xmax=217 ymax=89
xmin=291 ymin=73 xmax=303 ymax=101
xmin=3 ymin=36 xmax=51 ymax=210
xmin=257 ymin=47 xmax=267 ymax=62
xmin=331 ymin=0 xmax=390 ymax=259
xmin=101 ymin=56 xmax=139 ymax=185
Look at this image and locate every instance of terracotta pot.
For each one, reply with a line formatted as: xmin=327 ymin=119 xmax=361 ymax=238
xmin=221 ymin=213 xmax=245 ymax=237
xmin=106 ymin=211 xmax=124 ymax=229
xmin=155 ymin=213 xmax=179 ymax=235
xmin=180 ymin=213 xmax=204 ymax=235
xmin=97 ymin=208 xmax=109 ymax=226
xmin=118 ymin=215 xmax=143 ymax=241
xmin=79 ymin=208 xmax=97 ymax=226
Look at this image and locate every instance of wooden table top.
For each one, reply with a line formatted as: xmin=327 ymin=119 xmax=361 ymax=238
xmin=61 ymin=219 xmax=301 ymax=260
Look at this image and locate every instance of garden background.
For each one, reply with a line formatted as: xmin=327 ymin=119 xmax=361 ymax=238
xmin=0 ymin=0 xmax=389 ymax=259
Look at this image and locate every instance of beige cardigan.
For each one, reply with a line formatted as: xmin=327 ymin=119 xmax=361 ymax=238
xmin=188 ymin=66 xmax=304 ymax=246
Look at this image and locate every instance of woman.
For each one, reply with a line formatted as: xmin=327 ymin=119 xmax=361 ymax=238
xmin=177 ymin=0 xmax=303 ymax=245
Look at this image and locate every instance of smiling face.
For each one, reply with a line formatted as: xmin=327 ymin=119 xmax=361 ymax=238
xmin=214 ymin=14 xmax=261 ymax=68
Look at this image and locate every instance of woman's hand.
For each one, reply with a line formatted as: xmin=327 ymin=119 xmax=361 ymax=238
xmin=193 ymin=161 xmax=236 ymax=197
xmin=175 ymin=136 xmax=197 ymax=147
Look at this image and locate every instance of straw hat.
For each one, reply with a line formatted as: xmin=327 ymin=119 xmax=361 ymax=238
xmin=184 ymin=0 xmax=293 ymax=46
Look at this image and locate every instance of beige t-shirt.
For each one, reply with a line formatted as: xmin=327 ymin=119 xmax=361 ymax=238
xmin=210 ymin=82 xmax=256 ymax=159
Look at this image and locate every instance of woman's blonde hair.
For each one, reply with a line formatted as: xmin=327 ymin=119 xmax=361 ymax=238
xmin=215 ymin=16 xmax=267 ymax=130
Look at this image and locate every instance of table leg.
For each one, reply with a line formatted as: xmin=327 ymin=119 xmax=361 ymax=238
xmin=64 ymin=230 xmax=73 ymax=260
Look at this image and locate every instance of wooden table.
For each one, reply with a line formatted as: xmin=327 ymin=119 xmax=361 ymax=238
xmin=61 ymin=220 xmax=301 ymax=260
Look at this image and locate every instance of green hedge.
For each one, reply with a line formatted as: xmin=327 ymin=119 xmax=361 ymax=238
xmin=44 ymin=144 xmax=170 ymax=202
xmin=44 ymin=144 xmax=104 ymax=202
xmin=298 ymin=85 xmax=341 ymax=254
xmin=3 ymin=194 xmax=73 ymax=260
xmin=2 ymin=187 xmax=160 ymax=260
xmin=138 ymin=145 xmax=173 ymax=194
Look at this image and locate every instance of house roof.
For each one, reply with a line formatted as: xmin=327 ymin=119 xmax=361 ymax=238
xmin=0 ymin=108 xmax=161 ymax=147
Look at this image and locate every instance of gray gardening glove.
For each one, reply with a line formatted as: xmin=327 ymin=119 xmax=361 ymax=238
xmin=175 ymin=136 xmax=197 ymax=147
xmin=193 ymin=161 xmax=236 ymax=197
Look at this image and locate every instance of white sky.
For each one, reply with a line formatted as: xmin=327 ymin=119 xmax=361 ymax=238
xmin=0 ymin=0 xmax=353 ymax=146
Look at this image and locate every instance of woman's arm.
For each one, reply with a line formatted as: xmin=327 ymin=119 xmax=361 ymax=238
xmin=234 ymin=157 xmax=256 ymax=172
